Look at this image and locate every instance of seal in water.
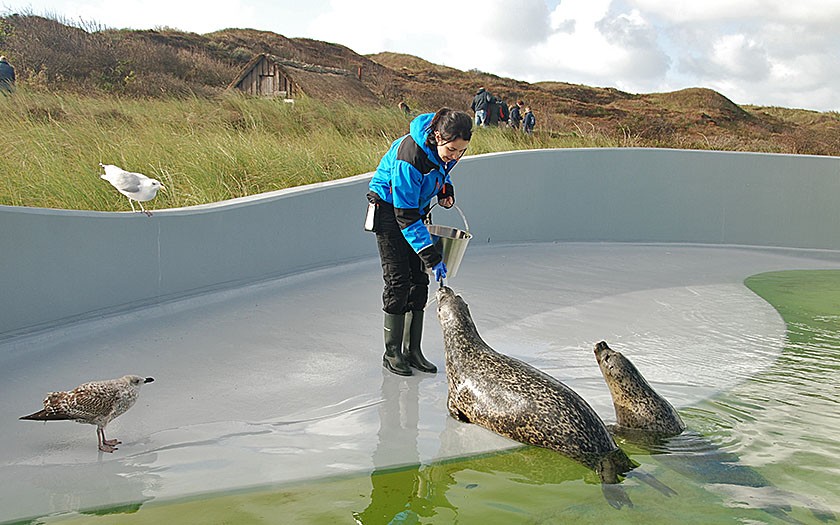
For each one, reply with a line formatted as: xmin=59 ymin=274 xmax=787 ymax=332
xmin=595 ymin=340 xmax=836 ymax=522
xmin=436 ymin=286 xmax=637 ymax=508
xmin=594 ymin=340 xmax=685 ymax=437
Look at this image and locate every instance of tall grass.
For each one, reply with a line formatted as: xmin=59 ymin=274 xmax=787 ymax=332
xmin=0 ymin=90 xmax=610 ymax=211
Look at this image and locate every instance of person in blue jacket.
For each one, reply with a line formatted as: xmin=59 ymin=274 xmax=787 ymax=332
xmin=522 ymin=106 xmax=536 ymax=134
xmin=367 ymin=107 xmax=472 ymax=375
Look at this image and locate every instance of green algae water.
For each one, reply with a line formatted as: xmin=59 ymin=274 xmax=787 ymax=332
xmin=29 ymin=270 xmax=840 ymax=525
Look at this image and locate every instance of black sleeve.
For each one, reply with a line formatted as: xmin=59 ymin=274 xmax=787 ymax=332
xmin=418 ymin=244 xmax=442 ymax=269
xmin=438 ymin=183 xmax=454 ymax=200
xmin=394 ymin=207 xmax=423 ymax=232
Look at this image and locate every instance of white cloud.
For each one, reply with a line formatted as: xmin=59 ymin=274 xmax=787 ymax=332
xmin=473 ymin=0 xmax=551 ymax=45
xmin=501 ymin=0 xmax=669 ymax=90
xmin=625 ymin=0 xmax=840 ymax=24
xmin=521 ymin=0 xmax=617 ymax=80
xmin=681 ymin=34 xmax=770 ymax=82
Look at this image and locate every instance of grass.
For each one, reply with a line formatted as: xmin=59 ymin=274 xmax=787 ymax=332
xmin=0 ymin=89 xmax=617 ymax=211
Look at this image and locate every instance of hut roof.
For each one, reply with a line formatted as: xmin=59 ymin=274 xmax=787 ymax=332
xmin=228 ymin=53 xmax=380 ymax=104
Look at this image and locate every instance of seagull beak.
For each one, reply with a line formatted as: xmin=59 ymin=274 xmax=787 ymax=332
xmin=159 ymin=184 xmax=167 ymax=192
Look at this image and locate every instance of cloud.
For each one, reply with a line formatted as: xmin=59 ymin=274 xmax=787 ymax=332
xmin=591 ymin=0 xmax=840 ymax=109
xmin=628 ymin=0 xmax=840 ymax=25
xmin=473 ymin=0 xmax=552 ymax=45
xmin=681 ymin=34 xmax=771 ymax=82
xmin=483 ymin=0 xmax=669 ymax=91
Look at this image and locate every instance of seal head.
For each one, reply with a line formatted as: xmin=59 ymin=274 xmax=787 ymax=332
xmin=595 ymin=340 xmax=685 ymax=437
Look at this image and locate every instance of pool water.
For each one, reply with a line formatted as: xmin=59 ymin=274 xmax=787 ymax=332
xmin=39 ymin=271 xmax=839 ymax=525
xmin=3 ymin=246 xmax=839 ymax=524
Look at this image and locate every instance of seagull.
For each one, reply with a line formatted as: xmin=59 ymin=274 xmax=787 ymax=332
xmin=20 ymin=375 xmax=155 ymax=453
xmin=99 ymin=163 xmax=165 ymax=216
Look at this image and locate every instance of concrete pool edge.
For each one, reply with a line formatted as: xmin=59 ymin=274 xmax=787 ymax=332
xmin=3 ymin=148 xmax=840 ymax=340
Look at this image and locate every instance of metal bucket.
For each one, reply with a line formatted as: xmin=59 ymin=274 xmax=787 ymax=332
xmin=427 ymin=205 xmax=471 ymax=278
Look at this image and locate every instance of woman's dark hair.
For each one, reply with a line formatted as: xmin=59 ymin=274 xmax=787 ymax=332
xmin=426 ymin=107 xmax=473 ymax=147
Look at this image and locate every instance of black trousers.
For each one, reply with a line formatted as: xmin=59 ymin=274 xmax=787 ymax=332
xmin=374 ymin=200 xmax=430 ymax=314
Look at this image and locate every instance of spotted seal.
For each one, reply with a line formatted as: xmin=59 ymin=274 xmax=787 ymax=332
xmin=595 ymin=340 xmax=837 ymax=522
xmin=594 ymin=341 xmax=685 ymax=437
xmin=436 ymin=286 xmax=637 ymax=508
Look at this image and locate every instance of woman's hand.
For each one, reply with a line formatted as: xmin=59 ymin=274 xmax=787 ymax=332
xmin=432 ymin=261 xmax=447 ymax=282
xmin=438 ymin=195 xmax=454 ymax=209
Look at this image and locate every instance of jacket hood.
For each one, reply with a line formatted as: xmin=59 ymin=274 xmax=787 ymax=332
xmin=408 ymin=113 xmax=441 ymax=167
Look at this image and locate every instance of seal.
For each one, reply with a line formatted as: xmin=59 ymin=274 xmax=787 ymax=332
xmin=594 ymin=341 xmax=836 ymax=522
xmin=436 ymin=286 xmax=637 ymax=508
xmin=594 ymin=340 xmax=685 ymax=437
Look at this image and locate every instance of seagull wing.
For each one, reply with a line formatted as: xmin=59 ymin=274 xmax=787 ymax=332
xmin=19 ymin=388 xmax=106 ymax=421
xmin=99 ymin=164 xmax=124 ymax=178
xmin=110 ymin=172 xmax=144 ymax=194
xmin=63 ymin=382 xmax=124 ymax=422
xmin=20 ymin=391 xmax=76 ymax=421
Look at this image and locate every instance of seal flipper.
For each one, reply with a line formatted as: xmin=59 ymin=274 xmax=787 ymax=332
xmin=595 ymin=450 xmax=636 ymax=509
xmin=601 ymin=483 xmax=633 ymax=510
xmin=447 ymin=396 xmax=471 ymax=423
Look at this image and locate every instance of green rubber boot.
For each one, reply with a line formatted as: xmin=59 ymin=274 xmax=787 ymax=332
xmin=403 ymin=310 xmax=437 ymax=373
xmin=383 ymin=313 xmax=412 ymax=376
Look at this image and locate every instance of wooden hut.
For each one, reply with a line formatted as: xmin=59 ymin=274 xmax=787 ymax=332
xmin=228 ymin=54 xmax=298 ymax=98
xmin=228 ymin=53 xmax=382 ymax=105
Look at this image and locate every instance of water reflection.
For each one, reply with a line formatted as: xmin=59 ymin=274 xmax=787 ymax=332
xmin=354 ymin=372 xmax=613 ymax=524
xmin=0 ymin=452 xmax=159 ymax=522
xmin=353 ymin=373 xmax=452 ymax=524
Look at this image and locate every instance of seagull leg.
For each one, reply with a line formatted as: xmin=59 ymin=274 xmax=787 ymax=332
xmin=101 ymin=428 xmax=121 ymax=446
xmin=128 ymin=199 xmax=137 ymax=213
xmin=138 ymin=201 xmax=153 ymax=217
xmin=97 ymin=427 xmax=119 ymax=452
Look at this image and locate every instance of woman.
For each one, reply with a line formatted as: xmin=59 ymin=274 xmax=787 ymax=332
xmin=367 ymin=107 xmax=473 ymax=376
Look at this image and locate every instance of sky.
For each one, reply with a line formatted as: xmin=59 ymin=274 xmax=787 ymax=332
xmin=4 ymin=0 xmax=840 ymax=112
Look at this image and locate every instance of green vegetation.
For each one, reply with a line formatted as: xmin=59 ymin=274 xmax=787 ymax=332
xmin=0 ymin=89 xmax=614 ymax=211
xmin=3 ymin=10 xmax=840 ymax=202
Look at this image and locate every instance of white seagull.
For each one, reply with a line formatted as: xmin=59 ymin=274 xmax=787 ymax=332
xmin=20 ymin=375 xmax=155 ymax=453
xmin=99 ymin=163 xmax=165 ymax=216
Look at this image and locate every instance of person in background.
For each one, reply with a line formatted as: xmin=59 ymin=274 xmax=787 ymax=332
xmin=367 ymin=108 xmax=473 ymax=376
xmin=523 ymin=105 xmax=536 ymax=134
xmin=508 ymin=100 xmax=523 ymax=129
xmin=398 ymin=101 xmax=411 ymax=116
xmin=470 ymin=87 xmax=492 ymax=127
xmin=497 ymin=100 xmax=510 ymax=127
xmin=0 ymin=56 xmax=15 ymax=94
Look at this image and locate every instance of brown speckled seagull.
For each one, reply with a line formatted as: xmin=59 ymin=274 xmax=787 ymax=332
xmin=20 ymin=375 xmax=155 ymax=452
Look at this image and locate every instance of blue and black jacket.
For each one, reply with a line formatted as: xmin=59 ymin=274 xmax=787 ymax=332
xmin=369 ymin=112 xmax=458 ymax=269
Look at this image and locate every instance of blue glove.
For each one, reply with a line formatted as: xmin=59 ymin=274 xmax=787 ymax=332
xmin=432 ymin=261 xmax=447 ymax=282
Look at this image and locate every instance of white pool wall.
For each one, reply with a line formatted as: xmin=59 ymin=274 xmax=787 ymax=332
xmin=2 ymin=148 xmax=839 ymax=338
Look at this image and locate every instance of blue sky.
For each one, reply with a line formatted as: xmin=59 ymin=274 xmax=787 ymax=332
xmin=4 ymin=0 xmax=840 ymax=111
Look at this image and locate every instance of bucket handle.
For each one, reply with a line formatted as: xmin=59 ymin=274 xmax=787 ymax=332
xmin=428 ymin=203 xmax=469 ymax=232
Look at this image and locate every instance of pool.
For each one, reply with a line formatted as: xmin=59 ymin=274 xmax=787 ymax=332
xmin=2 ymin=242 xmax=839 ymax=524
